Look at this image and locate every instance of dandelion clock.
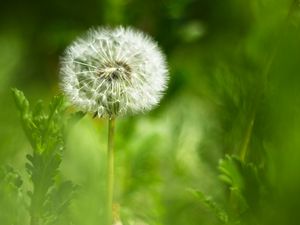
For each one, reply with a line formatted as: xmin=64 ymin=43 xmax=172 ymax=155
xmin=59 ymin=26 xmax=169 ymax=225
xmin=60 ymin=26 xmax=168 ymax=118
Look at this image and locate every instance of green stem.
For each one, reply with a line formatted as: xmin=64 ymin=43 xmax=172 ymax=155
xmin=107 ymin=117 xmax=115 ymax=225
xmin=239 ymin=0 xmax=298 ymax=162
xmin=240 ymin=115 xmax=255 ymax=162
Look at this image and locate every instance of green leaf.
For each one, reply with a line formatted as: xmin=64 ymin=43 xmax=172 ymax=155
xmin=218 ymin=155 xmax=263 ymax=215
xmin=44 ymin=181 xmax=78 ymax=225
xmin=12 ymin=89 xmax=78 ymax=224
xmin=190 ymin=189 xmax=229 ymax=224
xmin=11 ymin=88 xmax=30 ymax=116
xmin=0 ymin=165 xmax=23 ymax=189
xmin=11 ymin=88 xmax=38 ymax=149
xmin=0 ymin=165 xmax=26 ymax=224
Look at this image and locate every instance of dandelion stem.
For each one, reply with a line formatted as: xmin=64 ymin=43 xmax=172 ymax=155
xmin=107 ymin=117 xmax=115 ymax=225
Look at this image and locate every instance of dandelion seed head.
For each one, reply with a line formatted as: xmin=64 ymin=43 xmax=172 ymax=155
xmin=60 ymin=26 xmax=168 ymax=118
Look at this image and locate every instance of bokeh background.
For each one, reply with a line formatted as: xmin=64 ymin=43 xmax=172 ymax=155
xmin=1 ymin=0 xmax=300 ymax=224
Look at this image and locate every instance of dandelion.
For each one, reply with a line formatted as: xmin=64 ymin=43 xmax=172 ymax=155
xmin=59 ymin=26 xmax=168 ymax=225
xmin=60 ymin=26 xmax=168 ymax=118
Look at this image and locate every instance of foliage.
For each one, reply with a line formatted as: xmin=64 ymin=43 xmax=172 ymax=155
xmin=191 ymin=189 xmax=229 ymax=224
xmin=191 ymin=154 xmax=270 ymax=225
xmin=10 ymin=89 xmax=80 ymax=225
xmin=0 ymin=0 xmax=300 ymax=225
xmin=0 ymin=165 xmax=25 ymax=225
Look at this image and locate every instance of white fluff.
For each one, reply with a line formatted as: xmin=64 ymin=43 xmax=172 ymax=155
xmin=60 ymin=26 xmax=169 ymax=118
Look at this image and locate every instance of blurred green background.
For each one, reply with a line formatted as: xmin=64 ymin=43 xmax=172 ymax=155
xmin=1 ymin=0 xmax=300 ymax=224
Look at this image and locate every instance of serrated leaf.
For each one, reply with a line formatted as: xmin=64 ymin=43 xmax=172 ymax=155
xmin=190 ymin=189 xmax=229 ymax=224
xmin=11 ymin=88 xmax=30 ymax=116
xmin=0 ymin=165 xmax=23 ymax=189
xmin=32 ymin=100 xmax=46 ymax=122
xmin=13 ymin=89 xmax=77 ymax=224
xmin=218 ymin=155 xmax=263 ymax=215
xmin=43 ymin=180 xmax=78 ymax=225
xmin=219 ymin=155 xmax=244 ymax=188
xmin=0 ymin=165 xmax=26 ymax=225
xmin=12 ymin=88 xmax=39 ymax=150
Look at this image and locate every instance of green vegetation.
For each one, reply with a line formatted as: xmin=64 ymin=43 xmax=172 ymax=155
xmin=1 ymin=0 xmax=300 ymax=225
